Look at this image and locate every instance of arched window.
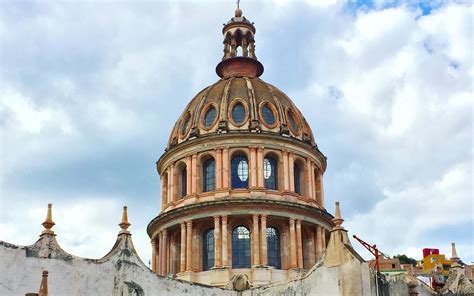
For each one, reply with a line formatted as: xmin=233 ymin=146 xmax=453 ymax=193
xmin=203 ymin=158 xmax=215 ymax=192
xmin=294 ymin=164 xmax=301 ymax=194
xmin=203 ymin=228 xmax=214 ymax=271
xmin=264 ymin=156 xmax=278 ymax=190
xmin=232 ymin=226 xmax=250 ymax=268
xmin=180 ymin=167 xmax=187 ymax=198
xmin=231 ymin=155 xmax=248 ymax=189
xmin=267 ymin=227 xmax=281 ymax=269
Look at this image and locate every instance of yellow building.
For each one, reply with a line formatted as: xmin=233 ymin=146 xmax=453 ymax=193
xmin=418 ymin=254 xmax=452 ymax=276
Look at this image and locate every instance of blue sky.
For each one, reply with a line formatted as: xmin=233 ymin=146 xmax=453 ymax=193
xmin=1 ymin=0 xmax=472 ymax=266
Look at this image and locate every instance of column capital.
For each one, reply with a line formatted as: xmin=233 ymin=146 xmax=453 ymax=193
xmin=214 ymin=147 xmax=223 ymax=152
xmin=260 ymin=214 xmax=267 ymax=219
xmin=151 ymin=239 xmax=156 ymax=246
xmin=257 ymin=146 xmax=264 ymax=152
xmin=162 ymin=229 xmax=168 ymax=237
xmin=252 ymin=213 xmax=259 ymax=220
xmin=191 ymin=154 xmax=197 ymax=159
xmin=289 ymin=218 xmax=295 ymax=225
xmin=214 ymin=215 xmax=221 ymax=221
xmin=282 ymin=149 xmax=289 ymax=154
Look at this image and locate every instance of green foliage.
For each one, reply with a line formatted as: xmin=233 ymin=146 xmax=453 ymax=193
xmin=394 ymin=254 xmax=417 ymax=266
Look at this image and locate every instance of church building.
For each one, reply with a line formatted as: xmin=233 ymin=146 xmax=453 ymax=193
xmin=147 ymin=6 xmax=333 ymax=287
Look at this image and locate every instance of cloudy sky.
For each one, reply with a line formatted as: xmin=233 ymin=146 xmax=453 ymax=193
xmin=1 ymin=0 xmax=472 ymax=267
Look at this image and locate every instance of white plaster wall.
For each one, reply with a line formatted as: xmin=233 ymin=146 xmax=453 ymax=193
xmin=0 ymin=239 xmax=235 ymax=296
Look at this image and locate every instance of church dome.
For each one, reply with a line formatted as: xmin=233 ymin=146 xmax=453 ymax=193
xmin=167 ymin=76 xmax=317 ymax=150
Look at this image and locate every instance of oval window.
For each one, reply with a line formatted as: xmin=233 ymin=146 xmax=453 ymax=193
xmin=237 ymin=160 xmax=248 ymax=181
xmin=287 ymin=109 xmax=299 ymax=131
xmin=203 ymin=106 xmax=217 ymax=128
xmin=262 ymin=104 xmax=275 ymax=126
xmin=181 ymin=114 xmax=191 ymax=135
xmin=232 ymin=103 xmax=245 ymax=124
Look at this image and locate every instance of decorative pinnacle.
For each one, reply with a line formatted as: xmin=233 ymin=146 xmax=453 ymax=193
xmin=119 ymin=205 xmax=131 ymax=234
xmin=38 ymin=270 xmax=49 ymax=296
xmin=332 ymin=201 xmax=344 ymax=229
xmin=41 ymin=203 xmax=55 ymax=236
xmin=450 ymin=242 xmax=460 ymax=262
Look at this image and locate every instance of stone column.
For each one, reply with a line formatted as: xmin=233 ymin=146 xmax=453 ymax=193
xmin=282 ymin=150 xmax=289 ymax=191
xmin=216 ymin=148 xmax=222 ymax=189
xmin=306 ymin=160 xmax=313 ymax=199
xmin=186 ymin=221 xmax=193 ymax=271
xmin=222 ymin=215 xmax=229 ymax=267
xmin=160 ymin=177 xmax=165 ymax=211
xmin=162 ymin=230 xmax=168 ymax=275
xmin=191 ymin=154 xmax=198 ymax=194
xmin=252 ymin=214 xmax=260 ymax=266
xmin=151 ymin=239 xmax=157 ymax=273
xmin=169 ymin=164 xmax=175 ymax=202
xmin=289 ymin=218 xmax=297 ymax=268
xmin=319 ymin=173 xmax=325 ymax=207
xmin=257 ymin=147 xmax=264 ymax=188
xmin=316 ymin=225 xmax=323 ymax=259
xmin=296 ymin=219 xmax=303 ymax=269
xmin=249 ymin=147 xmax=257 ymax=188
xmin=158 ymin=232 xmax=163 ymax=275
xmin=186 ymin=156 xmax=192 ymax=196
xmin=260 ymin=214 xmax=268 ymax=266
xmin=222 ymin=148 xmax=229 ymax=189
xmin=214 ymin=216 xmax=222 ymax=267
xmin=180 ymin=222 xmax=186 ymax=272
xmin=289 ymin=152 xmax=295 ymax=192
xmin=322 ymin=228 xmax=327 ymax=252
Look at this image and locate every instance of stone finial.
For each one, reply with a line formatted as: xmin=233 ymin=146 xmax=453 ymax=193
xmin=119 ymin=206 xmax=131 ymax=234
xmin=41 ymin=203 xmax=55 ymax=236
xmin=450 ymin=242 xmax=460 ymax=262
xmin=38 ymin=271 xmax=48 ymax=296
xmin=332 ymin=201 xmax=344 ymax=230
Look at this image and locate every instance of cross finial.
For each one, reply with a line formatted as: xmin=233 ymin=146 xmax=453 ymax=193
xmin=237 ymin=0 xmax=240 ymax=9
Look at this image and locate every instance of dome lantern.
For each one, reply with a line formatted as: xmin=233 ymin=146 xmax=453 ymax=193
xmin=216 ymin=5 xmax=264 ymax=78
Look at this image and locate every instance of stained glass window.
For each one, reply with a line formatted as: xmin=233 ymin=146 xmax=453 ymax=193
xmin=262 ymin=105 xmax=275 ymax=125
xmin=203 ymin=158 xmax=215 ymax=192
xmin=267 ymin=227 xmax=281 ymax=269
xmin=231 ymin=155 xmax=248 ymax=189
xmin=232 ymin=103 xmax=245 ymax=124
xmin=264 ymin=157 xmax=278 ymax=190
xmin=203 ymin=229 xmax=214 ymax=271
xmin=232 ymin=226 xmax=251 ymax=268
xmin=204 ymin=107 xmax=217 ymax=128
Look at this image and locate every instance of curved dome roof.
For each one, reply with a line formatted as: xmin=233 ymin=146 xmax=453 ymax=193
xmin=165 ymin=9 xmax=317 ymax=151
xmin=166 ymin=76 xmax=316 ymax=149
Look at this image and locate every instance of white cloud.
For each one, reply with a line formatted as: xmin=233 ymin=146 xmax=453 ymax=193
xmin=0 ymin=1 xmax=472 ymax=267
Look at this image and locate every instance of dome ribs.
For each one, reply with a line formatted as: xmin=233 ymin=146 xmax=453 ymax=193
xmin=218 ymin=78 xmax=234 ymax=133
xmin=244 ymin=77 xmax=261 ymax=132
